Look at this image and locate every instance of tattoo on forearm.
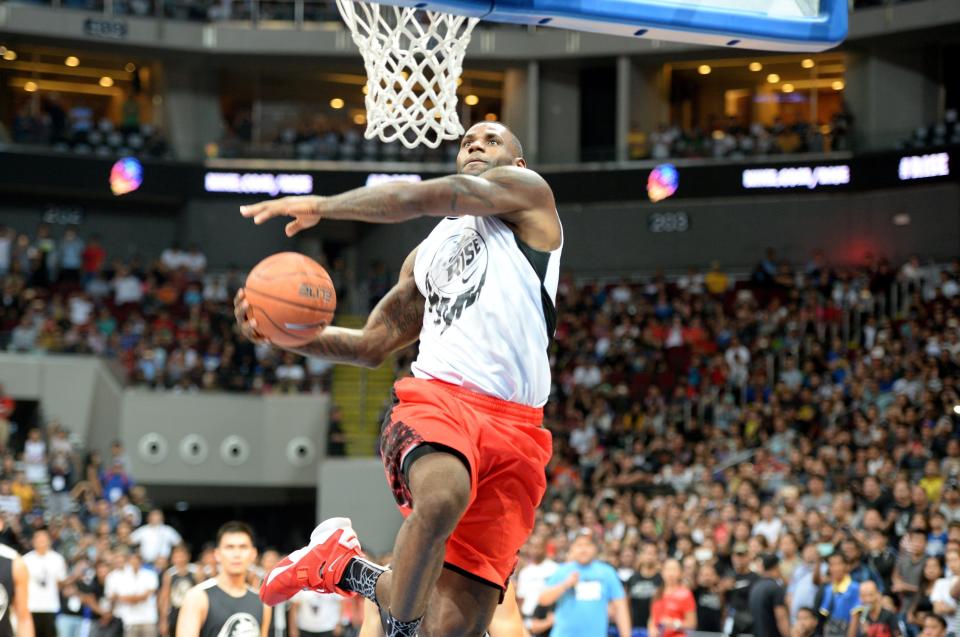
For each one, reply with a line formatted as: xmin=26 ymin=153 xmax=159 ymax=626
xmin=378 ymin=295 xmax=424 ymax=340
xmin=297 ymin=333 xmax=365 ymax=364
xmin=449 ymin=177 xmax=496 ymax=213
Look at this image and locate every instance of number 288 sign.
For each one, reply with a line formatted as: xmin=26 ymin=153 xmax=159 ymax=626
xmin=647 ymin=211 xmax=690 ymax=233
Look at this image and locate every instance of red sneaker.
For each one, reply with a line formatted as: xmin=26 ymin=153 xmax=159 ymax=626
xmin=260 ymin=517 xmax=363 ymax=605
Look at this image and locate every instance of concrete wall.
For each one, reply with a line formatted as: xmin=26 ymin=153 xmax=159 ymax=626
xmin=318 ymin=458 xmax=403 ymax=555
xmin=0 ymin=354 xmax=331 ymax=487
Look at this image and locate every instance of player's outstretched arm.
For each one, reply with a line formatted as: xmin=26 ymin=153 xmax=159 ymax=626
xmin=240 ymin=166 xmax=555 ymax=236
xmin=176 ymin=586 xmax=210 ymax=637
xmin=234 ymin=248 xmax=423 ymax=368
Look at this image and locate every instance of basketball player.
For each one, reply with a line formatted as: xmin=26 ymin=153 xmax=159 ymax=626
xmin=235 ymin=120 xmax=561 ymax=637
xmin=159 ymin=544 xmax=198 ymax=637
xmin=0 ymin=539 xmax=35 ymax=637
xmin=176 ymin=522 xmax=271 ymax=637
xmin=359 ymin=582 xmax=528 ymax=637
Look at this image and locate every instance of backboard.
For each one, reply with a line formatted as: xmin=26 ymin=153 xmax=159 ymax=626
xmin=376 ymin=0 xmax=847 ymax=51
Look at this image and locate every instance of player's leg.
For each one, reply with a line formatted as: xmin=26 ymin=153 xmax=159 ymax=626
xmin=368 ymin=449 xmax=473 ymax=634
xmin=419 ymin=567 xmax=500 ymax=637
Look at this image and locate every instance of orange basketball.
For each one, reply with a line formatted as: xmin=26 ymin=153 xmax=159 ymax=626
xmin=244 ymin=252 xmax=336 ymax=348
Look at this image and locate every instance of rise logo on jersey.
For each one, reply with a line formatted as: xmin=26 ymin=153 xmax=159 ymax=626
xmin=424 ymin=230 xmax=488 ymax=332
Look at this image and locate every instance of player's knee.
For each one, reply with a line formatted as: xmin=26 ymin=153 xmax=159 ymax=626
xmin=413 ymin=485 xmax=470 ymax=536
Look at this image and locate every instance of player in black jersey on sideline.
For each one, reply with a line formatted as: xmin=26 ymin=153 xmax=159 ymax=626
xmin=177 ymin=522 xmax=271 ymax=637
xmin=159 ymin=544 xmax=198 ymax=637
xmin=0 ymin=539 xmax=34 ymax=637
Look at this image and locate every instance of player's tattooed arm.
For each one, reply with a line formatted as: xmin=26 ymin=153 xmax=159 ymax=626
xmin=240 ymin=166 xmax=555 ymax=232
xmin=287 ymin=247 xmax=424 ymax=368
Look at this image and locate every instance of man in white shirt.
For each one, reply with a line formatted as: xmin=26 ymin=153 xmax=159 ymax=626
xmin=515 ymin=536 xmax=558 ymax=631
xmin=106 ymin=551 xmax=160 ymax=637
xmin=289 ymin=589 xmax=342 ymax=637
xmin=930 ymin=548 xmax=960 ymax=635
xmin=130 ymin=509 xmax=182 ymax=564
xmin=23 ymin=530 xmax=67 ymax=637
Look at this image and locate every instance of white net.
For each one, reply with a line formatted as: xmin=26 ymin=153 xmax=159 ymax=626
xmin=335 ymin=0 xmax=479 ymax=149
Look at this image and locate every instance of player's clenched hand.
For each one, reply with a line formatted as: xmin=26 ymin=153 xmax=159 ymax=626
xmin=240 ymin=195 xmax=325 ymax=238
xmin=233 ymin=288 xmax=268 ymax=344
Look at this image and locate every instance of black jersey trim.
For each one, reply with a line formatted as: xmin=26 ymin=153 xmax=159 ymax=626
xmin=512 ymin=234 xmax=557 ymax=342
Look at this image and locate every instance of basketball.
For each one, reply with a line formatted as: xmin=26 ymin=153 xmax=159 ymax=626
xmin=243 ymin=252 xmax=337 ymax=348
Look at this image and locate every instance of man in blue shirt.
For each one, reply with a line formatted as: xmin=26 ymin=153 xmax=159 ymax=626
xmin=538 ymin=532 xmax=631 ymax=637
xmin=819 ymin=552 xmax=861 ymax=637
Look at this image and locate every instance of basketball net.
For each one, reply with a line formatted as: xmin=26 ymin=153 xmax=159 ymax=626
xmin=335 ymin=0 xmax=479 ymax=149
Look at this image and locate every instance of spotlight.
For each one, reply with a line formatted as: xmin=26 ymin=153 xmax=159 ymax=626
xmin=330 ymin=98 xmax=345 ymax=109
xmin=65 ymin=56 xmax=80 ymax=67
xmin=464 ymin=94 xmax=479 ymax=106
xmin=767 ymin=73 xmax=780 ymax=84
xmin=698 ymin=64 xmax=711 ymax=75
xmin=749 ymin=62 xmax=763 ymax=72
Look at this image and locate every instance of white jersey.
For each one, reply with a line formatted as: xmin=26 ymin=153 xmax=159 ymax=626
xmin=411 ymin=214 xmax=562 ymax=407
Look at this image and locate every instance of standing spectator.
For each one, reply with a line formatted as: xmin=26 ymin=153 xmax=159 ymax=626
xmin=724 ymin=543 xmax=758 ymax=635
xmin=100 ymin=460 xmax=133 ymax=504
xmin=516 ymin=537 xmax=557 ymax=631
xmin=112 ymin=266 xmax=143 ymax=307
xmin=818 ymin=553 xmax=861 ymax=637
xmin=158 ymin=544 xmax=197 ymax=637
xmin=693 ymin=562 xmax=725 ymax=633
xmin=81 ymin=235 xmax=106 ymax=284
xmin=893 ymin=528 xmax=929 ymax=612
xmin=0 ymin=226 xmax=12 ymax=275
xmin=648 ymin=559 xmax=695 ymax=637
xmin=58 ymin=559 xmax=90 ymax=637
xmin=130 ymin=510 xmax=181 ymax=564
xmin=58 ymin=227 xmax=84 ymax=285
xmin=625 ymin=542 xmax=662 ymax=632
xmin=12 ymin=471 xmax=37 ymax=513
xmin=182 ymin=245 xmax=207 ymax=276
xmin=326 ymin=407 xmax=346 ymax=458
xmin=106 ymin=551 xmax=159 ymax=637
xmin=748 ymin=555 xmax=790 ymax=637
xmin=0 ymin=384 xmax=14 ymax=453
xmin=24 ymin=529 xmax=67 ymax=637
xmin=866 ymin=532 xmax=898 ymax=594
xmin=289 ymin=589 xmax=342 ymax=637
xmin=538 ymin=533 xmax=631 ymax=637
xmin=23 ymin=428 xmax=48 ymax=484
xmin=849 ymin=579 xmax=901 ymax=637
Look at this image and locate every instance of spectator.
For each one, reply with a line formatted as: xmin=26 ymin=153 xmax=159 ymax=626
xmin=648 ymin=558 xmax=695 ymax=637
xmin=100 ymin=460 xmax=133 ymax=504
xmin=693 ymin=561 xmax=724 ymax=633
xmin=929 ymin=549 xmax=959 ymax=635
xmin=538 ymin=533 xmax=631 ymax=637
xmin=819 ymin=552 xmax=861 ymax=637
xmin=849 ymin=579 xmax=900 ymax=636
xmin=326 ymin=407 xmax=347 ymax=458
xmin=23 ymin=427 xmax=48 ymax=484
xmin=81 ymin=235 xmax=106 ymax=283
xmin=748 ymin=554 xmax=790 ymax=637
xmin=288 ymin=589 xmax=343 ymax=637
xmin=625 ymin=542 xmax=661 ymax=632
xmin=920 ymin=614 xmax=947 ymax=637
xmin=24 ymin=529 xmax=68 ymax=637
xmin=106 ymin=551 xmax=159 ymax=637
xmin=792 ymin=607 xmax=820 ymax=637
xmin=59 ymin=227 xmax=85 ymax=285
xmin=723 ymin=542 xmax=758 ymax=635
xmin=894 ymin=528 xmax=929 ymax=612
xmin=516 ymin=536 xmax=557 ymax=631
xmin=130 ymin=509 xmax=181 ymax=564
xmin=0 ymin=384 xmax=14 ymax=453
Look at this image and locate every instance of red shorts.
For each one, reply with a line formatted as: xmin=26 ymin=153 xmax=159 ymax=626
xmin=380 ymin=377 xmax=553 ymax=589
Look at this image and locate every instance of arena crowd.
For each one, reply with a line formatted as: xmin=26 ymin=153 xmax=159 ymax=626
xmin=3 ymin=222 xmax=960 ymax=636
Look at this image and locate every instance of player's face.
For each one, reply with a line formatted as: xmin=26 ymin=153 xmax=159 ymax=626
xmin=456 ymin=123 xmax=524 ymax=176
xmin=216 ymin=532 xmax=257 ymax=576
